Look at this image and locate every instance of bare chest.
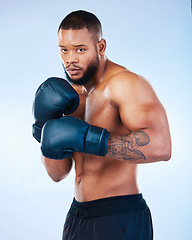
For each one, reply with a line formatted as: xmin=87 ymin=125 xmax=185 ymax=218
xmin=81 ymin=89 xmax=125 ymax=135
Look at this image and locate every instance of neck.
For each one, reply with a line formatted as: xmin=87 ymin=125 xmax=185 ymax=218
xmin=83 ymin=55 xmax=108 ymax=93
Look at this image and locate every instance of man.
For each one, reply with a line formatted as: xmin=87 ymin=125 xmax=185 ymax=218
xmin=32 ymin=10 xmax=171 ymax=240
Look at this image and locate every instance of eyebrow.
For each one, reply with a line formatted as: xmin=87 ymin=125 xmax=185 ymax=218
xmin=58 ymin=44 xmax=87 ymax=48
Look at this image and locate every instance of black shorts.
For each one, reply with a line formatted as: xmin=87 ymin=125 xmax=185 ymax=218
xmin=62 ymin=194 xmax=153 ymax=240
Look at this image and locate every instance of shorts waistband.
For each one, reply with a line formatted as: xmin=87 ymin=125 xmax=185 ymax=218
xmin=68 ymin=194 xmax=148 ymax=219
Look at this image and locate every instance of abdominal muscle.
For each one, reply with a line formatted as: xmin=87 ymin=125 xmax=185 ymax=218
xmin=73 ymin=152 xmax=139 ymax=202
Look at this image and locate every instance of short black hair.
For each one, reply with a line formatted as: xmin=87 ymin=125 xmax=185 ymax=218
xmin=58 ymin=10 xmax=102 ymax=40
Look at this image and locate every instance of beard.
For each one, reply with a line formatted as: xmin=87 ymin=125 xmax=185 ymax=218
xmin=63 ymin=54 xmax=100 ymax=86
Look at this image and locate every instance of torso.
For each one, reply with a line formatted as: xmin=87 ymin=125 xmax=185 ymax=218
xmin=71 ymin=60 xmax=139 ymax=202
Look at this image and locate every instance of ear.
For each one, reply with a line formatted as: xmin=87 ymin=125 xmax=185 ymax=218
xmin=98 ymin=38 xmax=106 ymax=55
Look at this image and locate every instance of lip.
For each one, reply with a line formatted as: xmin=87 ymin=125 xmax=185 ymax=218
xmin=66 ymin=68 xmax=81 ymax=76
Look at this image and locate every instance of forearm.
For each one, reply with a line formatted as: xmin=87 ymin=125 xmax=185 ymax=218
xmin=106 ymin=129 xmax=171 ymax=163
xmin=41 ymin=155 xmax=73 ymax=182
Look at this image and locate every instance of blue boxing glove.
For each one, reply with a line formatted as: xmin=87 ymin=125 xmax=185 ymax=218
xmin=41 ymin=116 xmax=110 ymax=159
xmin=32 ymin=77 xmax=79 ymax=142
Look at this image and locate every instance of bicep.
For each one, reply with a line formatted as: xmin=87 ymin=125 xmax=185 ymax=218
xmin=107 ymin=73 xmax=171 ymax=162
xmin=110 ymin=74 xmax=166 ymax=131
xmin=119 ymin=100 xmax=167 ymax=132
xmin=117 ymin=78 xmax=172 ymax=155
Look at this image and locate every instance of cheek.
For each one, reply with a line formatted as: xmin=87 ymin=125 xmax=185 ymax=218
xmin=83 ymin=51 xmax=98 ymax=65
xmin=82 ymin=57 xmax=91 ymax=67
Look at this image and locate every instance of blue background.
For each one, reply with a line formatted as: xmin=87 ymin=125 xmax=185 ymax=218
xmin=0 ymin=0 xmax=191 ymax=239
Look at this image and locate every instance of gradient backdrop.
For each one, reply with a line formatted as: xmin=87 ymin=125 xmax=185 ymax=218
xmin=0 ymin=0 xmax=192 ymax=239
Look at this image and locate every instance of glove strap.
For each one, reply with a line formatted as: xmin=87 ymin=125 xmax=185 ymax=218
xmin=84 ymin=125 xmax=110 ymax=156
xmin=32 ymin=121 xmax=44 ymax=143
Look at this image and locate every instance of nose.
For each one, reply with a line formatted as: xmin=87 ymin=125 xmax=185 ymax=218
xmin=66 ymin=51 xmax=78 ymax=65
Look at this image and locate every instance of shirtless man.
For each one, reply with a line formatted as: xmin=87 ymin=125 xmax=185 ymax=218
xmin=32 ymin=10 xmax=171 ymax=240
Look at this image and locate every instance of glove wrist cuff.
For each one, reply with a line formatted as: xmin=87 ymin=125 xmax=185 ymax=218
xmin=32 ymin=121 xmax=44 ymax=143
xmin=84 ymin=125 xmax=110 ymax=156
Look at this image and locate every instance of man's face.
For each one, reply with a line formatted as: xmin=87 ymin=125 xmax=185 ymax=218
xmin=58 ymin=28 xmax=100 ymax=85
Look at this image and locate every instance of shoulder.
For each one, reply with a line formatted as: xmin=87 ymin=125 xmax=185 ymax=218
xmin=107 ymin=70 xmax=144 ymax=91
xmin=104 ymin=60 xmax=150 ymax=92
xmin=105 ymin=68 xmax=157 ymax=108
xmin=107 ymin=66 xmax=152 ymax=92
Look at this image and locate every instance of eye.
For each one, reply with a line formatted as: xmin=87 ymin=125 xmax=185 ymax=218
xmin=77 ymin=48 xmax=85 ymax=53
xmin=60 ymin=48 xmax=67 ymax=54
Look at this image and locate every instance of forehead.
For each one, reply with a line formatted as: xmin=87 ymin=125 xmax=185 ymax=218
xmin=58 ymin=28 xmax=95 ymax=46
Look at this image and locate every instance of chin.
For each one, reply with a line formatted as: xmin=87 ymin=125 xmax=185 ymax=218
xmin=70 ymin=75 xmax=83 ymax=80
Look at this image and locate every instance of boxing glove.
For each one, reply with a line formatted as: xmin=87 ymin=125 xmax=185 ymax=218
xmin=32 ymin=77 xmax=79 ymax=142
xmin=41 ymin=116 xmax=110 ymax=159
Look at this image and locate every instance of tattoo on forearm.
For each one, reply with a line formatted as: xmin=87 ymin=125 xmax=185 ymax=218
xmin=107 ymin=131 xmax=150 ymax=161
